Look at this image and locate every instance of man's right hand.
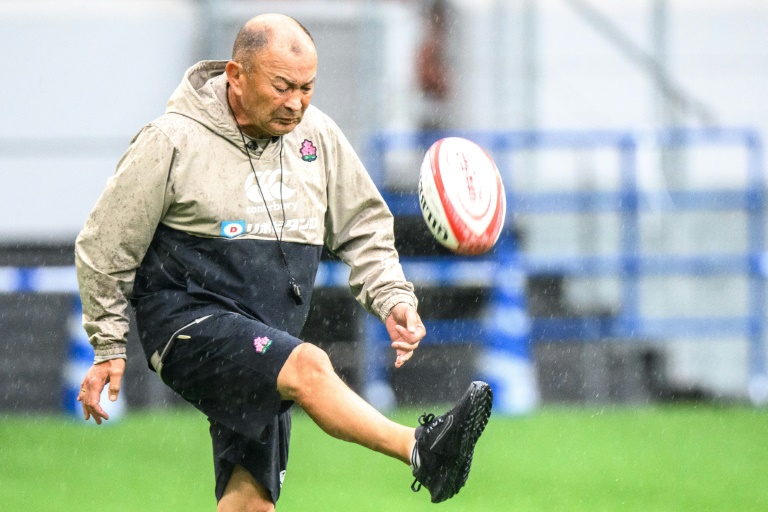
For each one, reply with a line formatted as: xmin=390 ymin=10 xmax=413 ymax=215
xmin=77 ymin=359 xmax=125 ymax=425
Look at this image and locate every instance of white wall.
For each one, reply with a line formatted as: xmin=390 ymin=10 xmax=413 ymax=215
xmin=0 ymin=0 xmax=198 ymax=242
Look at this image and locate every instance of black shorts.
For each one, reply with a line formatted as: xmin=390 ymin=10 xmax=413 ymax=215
xmin=140 ymin=309 xmax=302 ymax=503
xmin=209 ymin=412 xmax=291 ymax=503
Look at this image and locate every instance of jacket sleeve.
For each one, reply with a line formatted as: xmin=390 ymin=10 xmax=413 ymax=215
xmin=322 ymin=124 xmax=417 ymax=322
xmin=75 ymin=125 xmax=175 ymax=362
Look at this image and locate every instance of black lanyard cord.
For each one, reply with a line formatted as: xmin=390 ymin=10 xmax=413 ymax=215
xmin=227 ymin=92 xmax=303 ymax=305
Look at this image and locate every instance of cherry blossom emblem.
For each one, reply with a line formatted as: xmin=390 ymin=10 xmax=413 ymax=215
xmin=253 ymin=336 xmax=273 ymax=354
xmin=300 ymin=139 xmax=318 ymax=162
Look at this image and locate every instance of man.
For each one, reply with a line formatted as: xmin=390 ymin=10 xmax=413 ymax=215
xmin=75 ymin=13 xmax=491 ymax=510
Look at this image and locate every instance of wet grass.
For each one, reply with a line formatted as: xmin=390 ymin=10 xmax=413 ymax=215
xmin=1 ymin=404 xmax=767 ymax=511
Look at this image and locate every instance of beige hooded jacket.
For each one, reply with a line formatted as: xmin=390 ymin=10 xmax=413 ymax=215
xmin=75 ymin=61 xmax=417 ymax=361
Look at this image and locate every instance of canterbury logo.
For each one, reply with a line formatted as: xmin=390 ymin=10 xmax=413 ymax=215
xmin=245 ymin=169 xmax=296 ymax=203
xmin=430 ymin=415 xmax=453 ymax=449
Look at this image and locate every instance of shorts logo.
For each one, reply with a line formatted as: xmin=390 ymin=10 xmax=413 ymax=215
xmin=221 ymin=220 xmax=246 ymax=238
xmin=300 ymin=139 xmax=318 ymax=162
xmin=254 ymin=336 xmax=273 ymax=354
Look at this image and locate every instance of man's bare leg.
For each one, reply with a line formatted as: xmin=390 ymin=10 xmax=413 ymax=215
xmin=277 ymin=343 xmax=416 ymax=464
xmin=278 ymin=342 xmax=493 ymax=503
xmin=219 ymin=342 xmax=491 ymax=507
xmin=218 ymin=465 xmax=274 ymax=512
xmin=218 ymin=343 xmax=415 ymax=511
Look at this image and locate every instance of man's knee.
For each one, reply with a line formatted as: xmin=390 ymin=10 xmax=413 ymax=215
xmin=277 ymin=343 xmax=335 ymax=403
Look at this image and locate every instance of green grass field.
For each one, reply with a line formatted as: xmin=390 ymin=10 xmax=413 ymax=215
xmin=1 ymin=405 xmax=767 ymax=511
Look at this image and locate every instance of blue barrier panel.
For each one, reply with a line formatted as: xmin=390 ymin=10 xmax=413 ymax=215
xmin=61 ymin=296 xmax=127 ymax=422
xmin=360 ymin=230 xmax=539 ymax=414
xmin=63 ymin=296 xmax=126 ymax=425
xmin=368 ymin=127 xmax=768 ymax=406
xmin=0 ymin=269 xmax=126 ymax=420
xmin=62 ymin=296 xmax=94 ymax=416
xmin=476 ymin=231 xmax=538 ymax=414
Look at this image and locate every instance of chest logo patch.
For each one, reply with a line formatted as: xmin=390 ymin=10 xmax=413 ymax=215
xmin=245 ymin=170 xmax=295 ymax=203
xmin=300 ymin=139 xmax=318 ymax=162
xmin=221 ymin=220 xmax=246 ymax=238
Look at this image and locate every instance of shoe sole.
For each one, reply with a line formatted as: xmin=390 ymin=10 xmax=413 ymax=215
xmin=434 ymin=381 xmax=493 ymax=503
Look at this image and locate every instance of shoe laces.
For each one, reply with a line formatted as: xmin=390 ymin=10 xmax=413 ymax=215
xmin=411 ymin=413 xmax=439 ymax=493
xmin=418 ymin=412 xmax=436 ymax=427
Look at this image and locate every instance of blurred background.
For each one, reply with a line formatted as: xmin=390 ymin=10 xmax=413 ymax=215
xmin=2 ymin=0 xmax=768 ymax=418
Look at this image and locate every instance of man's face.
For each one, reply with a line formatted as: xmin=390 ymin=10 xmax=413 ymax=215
xmin=234 ymin=44 xmax=317 ymax=139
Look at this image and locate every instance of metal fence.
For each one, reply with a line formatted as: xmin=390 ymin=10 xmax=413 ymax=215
xmin=367 ymin=127 xmax=768 ymax=404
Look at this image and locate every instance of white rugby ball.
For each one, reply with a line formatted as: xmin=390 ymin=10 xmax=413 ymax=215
xmin=418 ymin=137 xmax=506 ymax=255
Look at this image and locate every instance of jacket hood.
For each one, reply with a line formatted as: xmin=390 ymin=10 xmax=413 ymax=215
xmin=165 ymin=60 xmax=250 ymax=152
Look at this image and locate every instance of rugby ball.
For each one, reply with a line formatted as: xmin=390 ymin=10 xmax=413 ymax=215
xmin=418 ymin=137 xmax=506 ymax=255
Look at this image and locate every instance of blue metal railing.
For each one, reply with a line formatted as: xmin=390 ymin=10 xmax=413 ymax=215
xmin=367 ymin=127 xmax=767 ymax=390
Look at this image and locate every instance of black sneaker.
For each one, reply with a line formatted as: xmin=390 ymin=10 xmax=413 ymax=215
xmin=411 ymin=381 xmax=493 ymax=503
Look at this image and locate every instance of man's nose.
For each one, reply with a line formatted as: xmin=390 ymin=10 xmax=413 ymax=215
xmin=285 ymin=93 xmax=303 ymax=111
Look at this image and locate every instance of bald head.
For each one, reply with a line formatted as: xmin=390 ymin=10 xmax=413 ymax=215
xmin=232 ymin=14 xmax=315 ymax=71
xmin=225 ymin=13 xmax=317 ymax=139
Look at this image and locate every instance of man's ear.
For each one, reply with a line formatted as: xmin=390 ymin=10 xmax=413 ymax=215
xmin=225 ymin=61 xmax=243 ymax=95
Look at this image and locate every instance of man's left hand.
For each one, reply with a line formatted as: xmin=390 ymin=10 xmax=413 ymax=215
xmin=385 ymin=303 xmax=426 ymax=368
